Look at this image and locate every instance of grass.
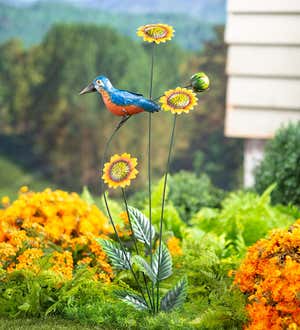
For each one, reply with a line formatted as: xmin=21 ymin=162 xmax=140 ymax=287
xmin=0 ymin=317 xmax=105 ymax=330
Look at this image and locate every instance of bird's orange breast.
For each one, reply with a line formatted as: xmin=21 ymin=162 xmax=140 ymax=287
xmin=100 ymin=90 xmax=144 ymax=116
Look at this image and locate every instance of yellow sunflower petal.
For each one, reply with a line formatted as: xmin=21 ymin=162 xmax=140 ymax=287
xmin=137 ymin=23 xmax=174 ymax=44
xmin=159 ymin=87 xmax=198 ymax=115
xmin=101 ymin=153 xmax=139 ymax=189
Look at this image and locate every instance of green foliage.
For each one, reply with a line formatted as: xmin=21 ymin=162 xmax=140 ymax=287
xmin=0 ymin=156 xmax=52 ymax=200
xmin=0 ymin=2 xmax=218 ymax=50
xmin=0 ymin=267 xmax=102 ymax=318
xmin=143 ymin=177 xmax=187 ymax=238
xmin=175 ymin=236 xmax=247 ymax=329
xmin=191 ymin=187 xmax=297 ymax=255
xmin=255 ymin=121 xmax=300 ymax=206
xmin=80 ymin=186 xmax=95 ymax=205
xmin=0 ymin=24 xmax=186 ymax=192
xmin=168 ymin=171 xmax=224 ymax=222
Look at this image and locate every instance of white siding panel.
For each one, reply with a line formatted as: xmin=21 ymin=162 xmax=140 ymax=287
xmin=227 ymin=46 xmax=300 ymax=77
xmin=228 ymin=0 xmax=300 ymax=13
xmin=227 ymin=77 xmax=300 ymax=109
xmin=225 ymin=107 xmax=300 ymax=138
xmin=226 ymin=14 xmax=300 ymax=45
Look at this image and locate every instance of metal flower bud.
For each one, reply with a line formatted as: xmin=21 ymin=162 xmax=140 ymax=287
xmin=190 ymin=72 xmax=210 ymax=93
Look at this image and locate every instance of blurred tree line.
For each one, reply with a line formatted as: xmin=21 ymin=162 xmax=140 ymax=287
xmin=0 ymin=24 xmax=242 ymax=193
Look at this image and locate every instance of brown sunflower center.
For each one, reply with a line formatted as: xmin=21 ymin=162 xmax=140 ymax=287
xmin=167 ymin=92 xmax=191 ymax=109
xmin=144 ymin=25 xmax=168 ymax=39
xmin=109 ymin=160 xmax=131 ymax=182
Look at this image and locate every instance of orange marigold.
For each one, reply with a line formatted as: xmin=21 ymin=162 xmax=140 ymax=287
xmin=0 ymin=187 xmax=114 ymax=281
xmin=167 ymin=236 xmax=182 ymax=256
xmin=234 ymin=219 xmax=300 ymax=329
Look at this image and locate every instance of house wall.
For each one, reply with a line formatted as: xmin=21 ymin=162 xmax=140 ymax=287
xmin=225 ymin=0 xmax=300 ymax=185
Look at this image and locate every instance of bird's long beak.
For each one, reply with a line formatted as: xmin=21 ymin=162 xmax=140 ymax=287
xmin=79 ymin=83 xmax=96 ymax=95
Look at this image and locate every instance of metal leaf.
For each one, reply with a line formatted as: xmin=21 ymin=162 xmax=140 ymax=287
xmin=128 ymin=206 xmax=155 ymax=248
xmin=114 ymin=290 xmax=148 ymax=311
xmin=131 ymin=255 xmax=156 ymax=282
xmin=153 ymin=242 xmax=172 ymax=282
xmin=96 ymin=238 xmax=131 ymax=270
xmin=160 ymin=276 xmax=188 ymax=311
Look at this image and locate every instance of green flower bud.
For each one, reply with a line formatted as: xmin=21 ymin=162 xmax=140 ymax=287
xmin=190 ymin=72 xmax=210 ymax=92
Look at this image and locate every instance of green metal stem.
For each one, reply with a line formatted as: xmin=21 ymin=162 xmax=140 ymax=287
xmin=148 ymin=42 xmax=155 ymax=308
xmin=103 ymin=191 xmax=149 ymax=308
xmin=121 ymin=188 xmax=154 ymax=312
xmin=156 ymin=114 xmax=177 ymax=312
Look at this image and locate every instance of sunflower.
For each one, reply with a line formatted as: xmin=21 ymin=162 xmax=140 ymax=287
xmin=137 ymin=23 xmax=174 ymax=44
xmin=102 ymin=153 xmax=138 ymax=189
xmin=159 ymin=87 xmax=198 ymax=114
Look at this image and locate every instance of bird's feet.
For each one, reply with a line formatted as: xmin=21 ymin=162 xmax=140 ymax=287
xmin=116 ymin=114 xmax=131 ymax=130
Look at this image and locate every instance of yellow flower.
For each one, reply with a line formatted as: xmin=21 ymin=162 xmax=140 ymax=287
xmin=137 ymin=23 xmax=174 ymax=44
xmin=159 ymin=87 xmax=198 ymax=114
xmin=102 ymin=153 xmax=138 ymax=189
xmin=1 ymin=196 xmax=10 ymax=206
xmin=19 ymin=186 xmax=29 ymax=193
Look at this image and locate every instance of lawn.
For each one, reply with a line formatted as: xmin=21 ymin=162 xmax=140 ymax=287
xmin=0 ymin=317 xmax=104 ymax=330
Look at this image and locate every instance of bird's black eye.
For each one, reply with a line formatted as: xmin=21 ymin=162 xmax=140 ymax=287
xmin=96 ymin=79 xmax=102 ymax=85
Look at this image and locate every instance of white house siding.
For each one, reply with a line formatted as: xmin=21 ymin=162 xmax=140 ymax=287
xmin=225 ymin=0 xmax=300 ymax=186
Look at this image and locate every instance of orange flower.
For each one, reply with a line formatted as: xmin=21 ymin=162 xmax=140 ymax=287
xmin=167 ymin=236 xmax=182 ymax=256
xmin=235 ymin=219 xmax=300 ymax=329
xmin=0 ymin=187 xmax=114 ymax=281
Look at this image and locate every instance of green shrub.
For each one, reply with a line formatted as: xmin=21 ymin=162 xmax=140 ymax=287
xmin=173 ymin=235 xmax=247 ymax=329
xmin=168 ymin=171 xmax=224 ymax=222
xmin=191 ymin=186 xmax=297 ymax=256
xmin=254 ymin=121 xmax=300 ymax=206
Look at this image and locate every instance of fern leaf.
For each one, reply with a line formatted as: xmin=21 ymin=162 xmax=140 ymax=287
xmin=81 ymin=186 xmax=95 ymax=205
xmin=131 ymin=255 xmax=156 ymax=282
xmin=128 ymin=206 xmax=155 ymax=248
xmin=153 ymin=243 xmax=172 ymax=282
xmin=160 ymin=276 xmax=188 ymax=311
xmin=96 ymin=239 xmax=131 ymax=270
xmin=114 ymin=290 xmax=148 ymax=310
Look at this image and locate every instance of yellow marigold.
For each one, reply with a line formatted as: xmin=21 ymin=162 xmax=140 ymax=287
xmin=19 ymin=186 xmax=29 ymax=193
xmin=167 ymin=236 xmax=182 ymax=256
xmin=137 ymin=23 xmax=174 ymax=44
xmin=1 ymin=196 xmax=10 ymax=207
xmin=0 ymin=188 xmax=114 ymax=281
xmin=119 ymin=211 xmax=129 ymax=225
xmin=50 ymin=251 xmax=73 ymax=280
xmin=234 ymin=219 xmax=300 ymax=329
xmin=16 ymin=248 xmax=43 ymax=273
xmin=159 ymin=87 xmax=198 ymax=114
xmin=102 ymin=153 xmax=138 ymax=189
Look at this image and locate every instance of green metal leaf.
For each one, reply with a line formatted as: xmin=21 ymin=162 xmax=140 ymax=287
xmin=131 ymin=255 xmax=156 ymax=282
xmin=153 ymin=242 xmax=172 ymax=282
xmin=114 ymin=290 xmax=148 ymax=311
xmin=128 ymin=206 xmax=155 ymax=248
xmin=160 ymin=276 xmax=188 ymax=311
xmin=96 ymin=238 xmax=131 ymax=270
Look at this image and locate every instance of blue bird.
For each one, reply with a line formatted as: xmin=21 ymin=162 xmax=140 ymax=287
xmin=79 ymin=76 xmax=160 ymax=123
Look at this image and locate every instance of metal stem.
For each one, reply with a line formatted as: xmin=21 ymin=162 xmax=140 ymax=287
xmin=122 ymin=188 xmax=154 ymax=312
xmin=156 ymin=114 xmax=177 ymax=312
xmin=103 ymin=191 xmax=149 ymax=308
xmin=148 ymin=42 xmax=155 ymax=309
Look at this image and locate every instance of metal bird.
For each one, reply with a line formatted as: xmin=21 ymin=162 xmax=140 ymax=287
xmin=79 ymin=75 xmax=160 ymax=128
